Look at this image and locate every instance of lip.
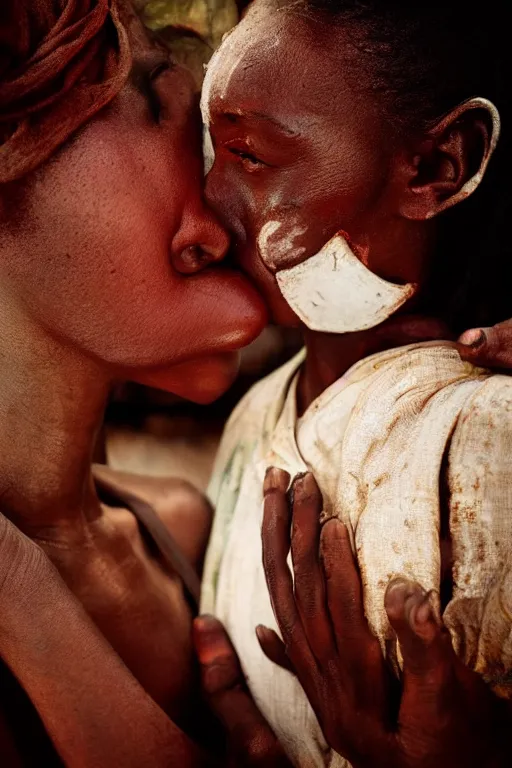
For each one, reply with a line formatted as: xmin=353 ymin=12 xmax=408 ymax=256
xmin=172 ymin=237 xmax=270 ymax=341
xmin=145 ymin=350 xmax=243 ymax=404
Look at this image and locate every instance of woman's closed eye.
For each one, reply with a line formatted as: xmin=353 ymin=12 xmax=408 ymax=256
xmin=145 ymin=61 xmax=170 ymax=122
xmin=224 ymin=143 xmax=271 ymax=173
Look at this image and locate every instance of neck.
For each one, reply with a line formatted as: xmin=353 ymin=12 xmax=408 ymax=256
xmin=0 ymin=299 xmax=112 ymax=538
xmin=297 ymin=328 xmax=378 ymax=414
xmin=298 ymin=313 xmax=451 ymax=415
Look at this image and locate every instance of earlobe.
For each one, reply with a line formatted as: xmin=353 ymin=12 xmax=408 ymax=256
xmin=401 ymin=98 xmax=500 ymax=221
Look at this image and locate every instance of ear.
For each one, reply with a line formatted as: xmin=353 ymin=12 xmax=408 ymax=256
xmin=400 ymin=98 xmax=500 ymax=221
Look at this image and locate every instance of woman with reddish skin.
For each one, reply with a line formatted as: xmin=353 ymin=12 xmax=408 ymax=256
xmin=0 ymin=1 xmax=279 ymax=764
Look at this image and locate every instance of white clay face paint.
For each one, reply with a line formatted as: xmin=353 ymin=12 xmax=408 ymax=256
xmin=257 ymin=220 xmax=307 ymax=271
xmin=200 ymin=45 xmax=225 ymax=175
xmin=276 ymin=233 xmax=416 ymax=333
xmin=200 ymin=5 xmax=283 ymax=175
xmin=203 ymin=125 xmax=215 ymax=175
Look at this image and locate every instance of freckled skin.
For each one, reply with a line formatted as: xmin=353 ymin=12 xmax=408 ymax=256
xmin=4 ymin=61 xmax=266 ymax=398
xmin=0 ymin=26 xmax=267 ymax=765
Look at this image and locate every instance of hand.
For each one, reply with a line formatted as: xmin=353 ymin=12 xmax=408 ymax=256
xmin=457 ymin=319 xmax=512 ymax=369
xmin=372 ymin=312 xmax=512 ymax=371
xmin=258 ymin=469 xmax=509 ymax=768
xmin=193 ymin=615 xmax=292 ymax=767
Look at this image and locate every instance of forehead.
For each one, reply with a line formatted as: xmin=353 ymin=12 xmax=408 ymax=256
xmin=202 ymin=3 xmax=374 ymax=130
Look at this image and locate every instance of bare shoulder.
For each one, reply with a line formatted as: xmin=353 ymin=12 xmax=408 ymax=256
xmin=92 ymin=464 xmax=213 ymax=572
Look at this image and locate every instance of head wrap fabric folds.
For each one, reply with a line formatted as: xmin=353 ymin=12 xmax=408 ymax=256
xmin=0 ymin=0 xmax=132 ymax=183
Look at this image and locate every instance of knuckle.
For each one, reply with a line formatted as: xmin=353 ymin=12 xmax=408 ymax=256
xmin=237 ymin=727 xmax=281 ymax=765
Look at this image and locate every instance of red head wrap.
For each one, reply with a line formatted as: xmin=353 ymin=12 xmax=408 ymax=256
xmin=0 ymin=0 xmax=132 ymax=183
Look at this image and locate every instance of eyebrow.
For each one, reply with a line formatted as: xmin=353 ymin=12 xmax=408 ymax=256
xmin=222 ymin=110 xmax=298 ymax=137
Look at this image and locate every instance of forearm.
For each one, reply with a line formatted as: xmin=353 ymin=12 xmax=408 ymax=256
xmin=0 ymin=544 xmax=210 ymax=767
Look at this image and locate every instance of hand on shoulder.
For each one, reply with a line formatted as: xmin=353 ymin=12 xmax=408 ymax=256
xmin=457 ymin=319 xmax=512 ymax=369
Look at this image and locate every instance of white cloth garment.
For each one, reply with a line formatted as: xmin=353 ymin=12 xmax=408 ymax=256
xmin=201 ymin=343 xmax=512 ymax=768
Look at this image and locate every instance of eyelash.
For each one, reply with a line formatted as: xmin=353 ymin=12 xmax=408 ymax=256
xmin=228 ymin=147 xmax=266 ymax=170
xmin=146 ymin=62 xmax=171 ymax=122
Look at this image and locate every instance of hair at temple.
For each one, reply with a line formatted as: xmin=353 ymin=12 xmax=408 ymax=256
xmin=275 ymin=0 xmax=510 ymax=333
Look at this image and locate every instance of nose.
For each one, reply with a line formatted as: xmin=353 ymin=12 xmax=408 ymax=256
xmin=171 ymin=200 xmax=230 ymax=275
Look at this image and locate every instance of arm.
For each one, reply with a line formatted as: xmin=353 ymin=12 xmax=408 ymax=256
xmin=0 ymin=512 xmax=210 ymax=768
xmin=1 ymin=511 xmax=291 ymax=768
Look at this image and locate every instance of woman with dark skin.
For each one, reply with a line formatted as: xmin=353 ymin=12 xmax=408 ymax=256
xmin=200 ymin=0 xmax=512 ymax=765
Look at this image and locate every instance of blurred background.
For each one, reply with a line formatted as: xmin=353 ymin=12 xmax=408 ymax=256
xmin=102 ymin=1 xmax=301 ymax=491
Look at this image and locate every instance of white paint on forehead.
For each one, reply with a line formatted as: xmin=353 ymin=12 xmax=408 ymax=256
xmin=257 ymin=220 xmax=308 ymax=271
xmin=200 ymin=9 xmax=282 ymax=127
xmin=203 ymin=125 xmax=215 ymax=175
xmin=276 ymin=234 xmax=416 ymax=333
xmin=200 ymin=46 xmax=223 ymax=128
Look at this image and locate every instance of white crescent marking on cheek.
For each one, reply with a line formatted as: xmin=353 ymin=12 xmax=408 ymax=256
xmin=276 ymin=234 xmax=417 ymax=333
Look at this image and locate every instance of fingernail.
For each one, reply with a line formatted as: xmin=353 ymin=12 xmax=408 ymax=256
xmin=193 ymin=614 xmax=223 ymax=655
xmin=291 ymin=471 xmax=313 ymax=499
xmin=320 ymin=517 xmax=347 ymax=540
xmin=264 ymin=467 xmax=289 ymax=494
xmin=405 ymin=587 xmax=427 ymax=627
xmin=255 ymin=624 xmax=271 ymax=642
xmin=194 ymin=614 xmax=219 ymax=635
xmin=414 ymin=596 xmax=433 ymax=627
xmin=385 ymin=577 xmax=412 ymax=598
xmin=458 ymin=328 xmax=486 ymax=348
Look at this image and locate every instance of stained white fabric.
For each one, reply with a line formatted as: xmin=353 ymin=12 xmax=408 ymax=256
xmin=201 ymin=343 xmax=512 ymax=767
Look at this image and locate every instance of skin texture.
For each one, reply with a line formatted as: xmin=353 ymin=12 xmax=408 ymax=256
xmin=0 ymin=508 xmax=290 ymax=767
xmin=0 ymin=2 xmax=510 ymax=766
xmin=255 ymin=469 xmax=511 ymax=768
xmin=198 ymin=1 xmax=511 ymax=764
xmin=457 ymin=321 xmax=512 ymax=369
xmin=203 ymin=0 xmax=497 ymax=411
xmin=0 ymin=14 xmax=267 ymax=766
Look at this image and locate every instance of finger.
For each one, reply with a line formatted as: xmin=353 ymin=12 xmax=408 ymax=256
xmin=320 ymin=519 xmax=370 ymax=646
xmin=262 ymin=468 xmax=315 ymax=674
xmin=385 ymin=579 xmax=459 ymax=730
xmin=256 ymin=625 xmax=296 ymax=675
xmin=193 ymin=616 xmax=291 ymax=767
xmin=457 ymin=321 xmax=512 ymax=369
xmin=385 ymin=579 xmax=445 ymax=674
xmin=290 ymin=473 xmax=335 ymax=660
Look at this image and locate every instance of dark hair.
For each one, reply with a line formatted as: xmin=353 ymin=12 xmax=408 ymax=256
xmin=279 ymin=0 xmax=510 ymax=332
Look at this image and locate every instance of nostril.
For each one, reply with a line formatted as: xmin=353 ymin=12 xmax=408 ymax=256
xmin=175 ymin=246 xmax=211 ymax=274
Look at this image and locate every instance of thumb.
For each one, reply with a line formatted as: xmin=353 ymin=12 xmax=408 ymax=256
xmin=193 ymin=615 xmax=292 ymax=767
xmin=457 ymin=321 xmax=512 ymax=369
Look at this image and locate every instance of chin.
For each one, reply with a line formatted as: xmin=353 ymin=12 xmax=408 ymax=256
xmin=132 ymin=352 xmax=241 ymax=404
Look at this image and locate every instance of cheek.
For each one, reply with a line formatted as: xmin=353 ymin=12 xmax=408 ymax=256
xmin=205 ymin=159 xmax=252 ymax=241
xmin=14 ymin=124 xmax=188 ymax=359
